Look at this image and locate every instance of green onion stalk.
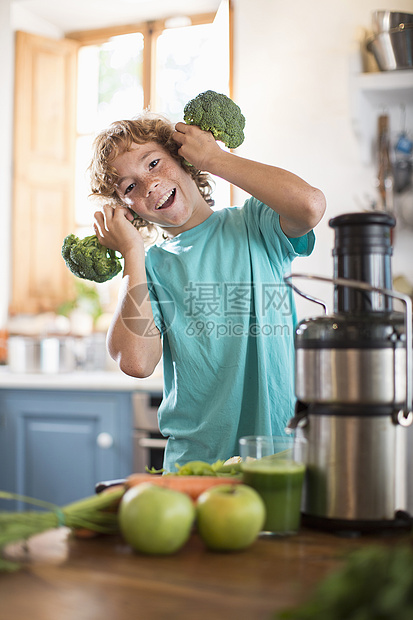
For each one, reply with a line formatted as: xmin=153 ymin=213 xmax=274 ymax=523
xmin=0 ymin=488 xmax=124 ymax=572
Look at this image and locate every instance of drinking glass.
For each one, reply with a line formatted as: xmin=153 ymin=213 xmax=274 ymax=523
xmin=239 ymin=435 xmax=306 ymax=536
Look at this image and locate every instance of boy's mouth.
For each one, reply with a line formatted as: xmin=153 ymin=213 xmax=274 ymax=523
xmin=155 ymin=188 xmax=176 ymax=210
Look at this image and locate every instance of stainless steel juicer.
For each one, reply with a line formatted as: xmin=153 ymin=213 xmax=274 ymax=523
xmin=285 ymin=212 xmax=413 ymax=532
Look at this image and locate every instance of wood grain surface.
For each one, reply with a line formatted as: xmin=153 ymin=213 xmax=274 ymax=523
xmin=0 ymin=527 xmax=409 ymax=620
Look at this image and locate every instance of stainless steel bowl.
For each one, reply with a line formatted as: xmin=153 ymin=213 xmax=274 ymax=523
xmin=372 ymin=10 xmax=413 ymax=34
xmin=367 ymin=24 xmax=413 ymax=71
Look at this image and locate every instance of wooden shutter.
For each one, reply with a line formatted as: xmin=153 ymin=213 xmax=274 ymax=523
xmin=10 ymin=31 xmax=79 ymax=314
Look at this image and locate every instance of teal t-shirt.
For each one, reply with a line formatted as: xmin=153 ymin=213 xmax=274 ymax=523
xmin=145 ymin=197 xmax=315 ymax=472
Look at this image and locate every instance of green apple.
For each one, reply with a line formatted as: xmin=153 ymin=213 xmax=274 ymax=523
xmin=119 ymin=482 xmax=195 ymax=555
xmin=196 ymin=484 xmax=265 ymax=551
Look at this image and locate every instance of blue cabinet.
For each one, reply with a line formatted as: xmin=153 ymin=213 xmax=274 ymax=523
xmin=0 ymin=389 xmax=133 ymax=510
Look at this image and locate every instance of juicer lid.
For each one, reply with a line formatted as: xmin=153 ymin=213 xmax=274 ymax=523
xmin=329 ymin=212 xmax=396 ymax=229
xmin=330 ymin=211 xmax=395 ymax=259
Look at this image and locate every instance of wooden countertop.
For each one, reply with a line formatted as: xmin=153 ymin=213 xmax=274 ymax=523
xmin=0 ymin=526 xmax=410 ymax=620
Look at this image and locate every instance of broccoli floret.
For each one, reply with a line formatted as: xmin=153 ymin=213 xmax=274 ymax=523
xmin=183 ymin=90 xmax=245 ymax=149
xmin=62 ymin=234 xmax=122 ymax=283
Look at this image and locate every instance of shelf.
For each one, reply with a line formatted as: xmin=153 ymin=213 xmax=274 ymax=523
xmin=350 ymin=70 xmax=413 ymax=164
xmin=355 ymin=70 xmax=413 ymax=92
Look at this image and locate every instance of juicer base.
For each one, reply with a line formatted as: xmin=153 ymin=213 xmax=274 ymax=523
xmin=302 ymin=511 xmax=412 ymax=537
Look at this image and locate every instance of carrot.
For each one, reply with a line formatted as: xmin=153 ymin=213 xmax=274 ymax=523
xmin=125 ymin=474 xmax=242 ymax=501
xmin=72 ymin=527 xmax=101 ymax=539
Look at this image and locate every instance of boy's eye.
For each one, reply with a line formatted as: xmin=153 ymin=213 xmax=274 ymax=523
xmin=124 ymin=183 xmax=136 ymax=195
xmin=149 ymin=159 xmax=159 ymax=170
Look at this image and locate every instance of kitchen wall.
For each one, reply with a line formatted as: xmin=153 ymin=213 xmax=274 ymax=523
xmin=231 ymin=0 xmax=413 ymax=317
xmin=0 ymin=0 xmax=412 ymax=326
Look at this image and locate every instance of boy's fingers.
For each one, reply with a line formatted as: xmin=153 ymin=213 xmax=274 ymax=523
xmin=93 ymin=209 xmax=104 ymax=225
xmin=172 ymin=130 xmax=184 ymax=145
xmin=175 ymin=122 xmax=187 ymax=133
xmin=113 ymin=205 xmax=132 ymax=221
xmin=93 ymin=219 xmax=103 ymax=238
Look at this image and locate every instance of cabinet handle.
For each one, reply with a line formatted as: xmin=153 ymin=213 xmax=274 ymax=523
xmin=138 ymin=437 xmax=167 ymax=449
xmin=96 ymin=432 xmax=114 ymax=449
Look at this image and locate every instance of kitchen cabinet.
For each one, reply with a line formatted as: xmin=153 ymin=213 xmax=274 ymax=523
xmin=350 ymin=70 xmax=413 ymax=164
xmin=0 ymin=389 xmax=133 ymax=510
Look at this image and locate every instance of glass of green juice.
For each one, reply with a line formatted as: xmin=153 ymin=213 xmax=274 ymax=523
xmin=239 ymin=435 xmax=306 ymax=536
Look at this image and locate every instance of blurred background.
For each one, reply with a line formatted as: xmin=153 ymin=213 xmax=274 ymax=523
xmin=0 ymin=0 xmax=412 ymax=362
xmin=0 ymin=0 xmax=412 ymax=506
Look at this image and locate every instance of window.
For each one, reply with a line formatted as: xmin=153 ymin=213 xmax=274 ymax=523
xmin=10 ymin=3 xmax=232 ymax=314
xmin=75 ymin=33 xmax=146 ymax=232
xmin=75 ymin=2 xmax=231 ymax=239
xmin=154 ymin=16 xmax=230 ymax=122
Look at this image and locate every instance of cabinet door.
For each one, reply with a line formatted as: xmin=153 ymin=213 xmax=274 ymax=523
xmin=11 ymin=31 xmax=78 ymax=314
xmin=0 ymin=390 xmax=132 ymax=510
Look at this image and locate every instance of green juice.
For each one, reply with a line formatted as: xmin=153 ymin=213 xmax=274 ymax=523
xmin=242 ymin=457 xmax=305 ymax=534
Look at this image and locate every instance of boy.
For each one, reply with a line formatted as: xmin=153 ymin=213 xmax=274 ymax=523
xmin=90 ymin=113 xmax=326 ymax=471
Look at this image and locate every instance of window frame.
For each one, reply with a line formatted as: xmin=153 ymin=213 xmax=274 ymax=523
xmin=66 ymin=9 xmax=233 ymax=110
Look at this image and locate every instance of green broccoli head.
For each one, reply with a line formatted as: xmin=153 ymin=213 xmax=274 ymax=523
xmin=61 ymin=234 xmax=122 ymax=283
xmin=183 ymin=90 xmax=245 ymax=149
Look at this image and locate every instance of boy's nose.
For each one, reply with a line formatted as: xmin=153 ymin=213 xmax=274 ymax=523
xmin=146 ymin=180 xmax=159 ymax=197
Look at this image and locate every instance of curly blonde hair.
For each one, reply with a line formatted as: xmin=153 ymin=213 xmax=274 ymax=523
xmin=89 ymin=113 xmax=214 ymax=237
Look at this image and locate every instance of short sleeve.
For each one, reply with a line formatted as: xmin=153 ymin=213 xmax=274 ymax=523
xmin=242 ymin=197 xmax=315 ymax=264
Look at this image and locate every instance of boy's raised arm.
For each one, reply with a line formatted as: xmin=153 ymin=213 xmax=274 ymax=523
xmin=174 ymin=123 xmax=326 ymax=238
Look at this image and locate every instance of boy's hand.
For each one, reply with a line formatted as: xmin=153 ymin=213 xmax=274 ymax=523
xmin=173 ymin=122 xmax=223 ymax=172
xmin=94 ymin=205 xmax=144 ymax=258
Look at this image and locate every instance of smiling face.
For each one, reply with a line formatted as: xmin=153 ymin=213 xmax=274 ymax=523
xmin=112 ymin=142 xmax=212 ymax=237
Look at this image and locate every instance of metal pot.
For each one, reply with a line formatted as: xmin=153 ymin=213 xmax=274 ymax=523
xmin=8 ymin=335 xmax=77 ymax=373
xmin=367 ymin=24 xmax=413 ymax=71
xmin=372 ymin=10 xmax=413 ymax=34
